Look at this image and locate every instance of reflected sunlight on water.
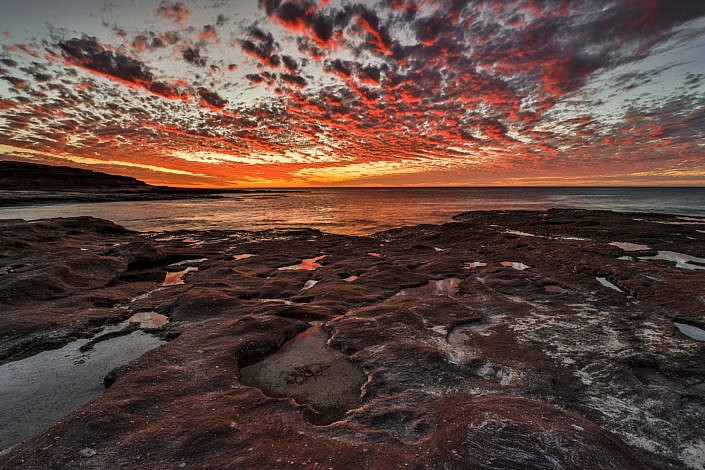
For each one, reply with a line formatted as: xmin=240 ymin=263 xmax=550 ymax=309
xmin=2 ymin=187 xmax=704 ymax=235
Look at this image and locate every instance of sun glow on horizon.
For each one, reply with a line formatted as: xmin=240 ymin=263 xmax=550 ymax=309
xmin=1 ymin=1 xmax=704 ymax=187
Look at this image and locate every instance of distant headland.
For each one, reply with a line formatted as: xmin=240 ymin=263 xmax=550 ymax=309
xmin=0 ymin=161 xmax=264 ymax=206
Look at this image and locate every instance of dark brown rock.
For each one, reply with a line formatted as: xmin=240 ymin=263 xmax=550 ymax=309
xmin=0 ymin=161 xmax=291 ymax=206
xmin=1 ymin=210 xmax=704 ymax=468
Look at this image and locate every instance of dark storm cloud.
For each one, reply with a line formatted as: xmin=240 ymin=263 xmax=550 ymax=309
xmin=347 ymin=0 xmax=705 ymax=142
xmin=280 ymin=73 xmax=306 ymax=87
xmin=216 ymin=14 xmax=229 ymax=27
xmin=198 ymin=88 xmax=228 ymax=109
xmin=593 ymin=0 xmax=705 ymax=41
xmin=263 ymin=1 xmax=396 ymax=57
xmin=414 ymin=14 xmax=447 ymax=46
xmin=325 ymin=59 xmax=352 ymax=78
xmin=19 ymin=62 xmax=52 ymax=82
xmin=245 ymin=71 xmax=276 ymax=85
xmin=281 ymin=55 xmax=298 ymax=72
xmin=352 ymin=5 xmax=394 ymax=55
xmin=684 ymin=73 xmax=704 ymax=88
xmin=296 ymin=37 xmax=325 ymax=60
xmin=358 ymin=64 xmax=386 ymax=85
xmin=58 ymin=36 xmax=190 ymax=101
xmin=182 ymin=46 xmax=207 ymax=67
xmin=59 ymin=36 xmax=153 ymax=83
xmin=1 ymin=75 xmax=28 ymax=89
xmin=385 ymin=0 xmax=419 ymax=20
xmin=29 ymin=72 xmax=51 ymax=82
xmin=259 ymin=0 xmax=337 ymax=46
xmin=245 ymin=73 xmax=265 ymax=84
xmin=240 ymin=26 xmax=281 ymax=68
xmin=131 ymin=31 xmax=180 ymax=52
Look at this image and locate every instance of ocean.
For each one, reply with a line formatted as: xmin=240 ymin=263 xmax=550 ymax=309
xmin=1 ymin=187 xmax=704 ymax=235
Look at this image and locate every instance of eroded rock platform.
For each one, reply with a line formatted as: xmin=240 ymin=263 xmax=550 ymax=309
xmin=1 ymin=210 xmax=704 ymax=469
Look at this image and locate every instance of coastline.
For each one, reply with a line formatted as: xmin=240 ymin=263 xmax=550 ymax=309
xmin=0 ymin=188 xmax=304 ymax=207
xmin=0 ymin=161 xmax=300 ymax=207
xmin=1 ymin=210 xmax=704 ymax=468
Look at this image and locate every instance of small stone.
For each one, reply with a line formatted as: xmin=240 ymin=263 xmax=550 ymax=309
xmin=79 ymin=448 xmax=96 ymax=458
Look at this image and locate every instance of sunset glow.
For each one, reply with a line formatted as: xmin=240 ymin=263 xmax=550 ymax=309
xmin=1 ymin=0 xmax=704 ymax=187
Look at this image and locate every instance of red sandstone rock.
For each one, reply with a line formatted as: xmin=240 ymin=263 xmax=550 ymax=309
xmin=1 ymin=210 xmax=704 ymax=468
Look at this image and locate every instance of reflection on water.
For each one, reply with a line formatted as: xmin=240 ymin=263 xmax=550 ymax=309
xmin=2 ymin=187 xmax=705 ymax=236
xmin=125 ymin=312 xmax=169 ymax=330
xmin=674 ymin=322 xmax=705 ymax=341
xmin=278 ymin=255 xmax=326 ymax=271
xmin=639 ymin=251 xmax=705 ymax=270
xmin=162 ymin=267 xmax=198 ymax=286
xmin=609 ymin=242 xmax=649 ymax=251
xmin=464 ymin=261 xmax=487 ymax=269
xmin=0 ymin=329 xmax=164 ymax=451
xmin=596 ymin=277 xmax=624 ymax=293
xmin=501 ymin=261 xmax=531 ymax=271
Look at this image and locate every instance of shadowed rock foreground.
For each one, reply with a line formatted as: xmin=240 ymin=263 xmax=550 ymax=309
xmin=1 ymin=210 xmax=704 ymax=469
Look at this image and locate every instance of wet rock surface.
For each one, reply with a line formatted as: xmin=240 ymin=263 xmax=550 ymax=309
xmin=1 ymin=210 xmax=704 ymax=469
xmin=239 ymin=324 xmax=367 ymax=425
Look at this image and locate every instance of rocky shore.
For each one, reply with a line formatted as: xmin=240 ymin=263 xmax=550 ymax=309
xmin=0 ymin=161 xmax=271 ymax=206
xmin=1 ymin=210 xmax=704 ymax=469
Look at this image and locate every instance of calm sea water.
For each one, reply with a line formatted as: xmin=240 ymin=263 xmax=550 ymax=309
xmin=1 ymin=187 xmax=704 ymax=235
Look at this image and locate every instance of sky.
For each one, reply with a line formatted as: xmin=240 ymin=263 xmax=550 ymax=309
xmin=0 ymin=0 xmax=704 ymax=187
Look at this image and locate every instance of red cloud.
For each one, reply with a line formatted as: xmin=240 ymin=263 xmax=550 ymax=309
xmin=197 ymin=25 xmax=219 ymax=43
xmin=155 ymin=2 xmax=189 ymax=25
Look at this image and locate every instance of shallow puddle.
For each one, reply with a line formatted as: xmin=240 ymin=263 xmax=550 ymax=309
xmin=233 ymin=253 xmax=255 ymax=260
xmin=239 ymin=325 xmax=366 ymax=424
xmin=88 ymin=313 xmax=169 ymax=340
xmin=278 ymin=255 xmax=326 ymax=271
xmin=610 ymin=242 xmax=649 ymax=251
xmin=504 ymin=230 xmax=536 ymax=237
xmin=639 ymin=251 xmax=705 ymax=270
xmin=446 ymin=319 xmax=489 ymax=344
xmin=259 ymin=298 xmax=300 ymax=306
xmin=464 ymin=261 xmax=487 ymax=269
xmin=153 ymin=235 xmax=178 ymax=242
xmin=0 ymin=330 xmax=165 ymax=451
xmin=301 ymin=279 xmax=319 ymax=290
xmin=367 ymin=252 xmax=381 ymax=258
xmin=501 ymin=261 xmax=530 ymax=271
xmin=124 ymin=312 xmax=169 ymax=330
xmin=162 ymin=267 xmax=198 ymax=286
xmin=168 ymin=258 xmax=207 ymax=267
xmin=596 ymin=277 xmax=624 ymax=292
xmin=674 ymin=322 xmax=705 ymax=341
xmin=343 ymin=275 xmax=358 ymax=282
xmin=396 ymin=278 xmax=461 ymax=297
xmin=447 ymin=325 xmax=474 ymax=345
